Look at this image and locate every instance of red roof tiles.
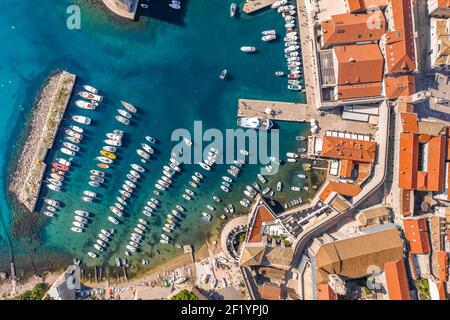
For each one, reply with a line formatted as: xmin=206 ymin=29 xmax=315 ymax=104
xmin=403 ymin=218 xmax=431 ymax=254
xmin=384 ymin=259 xmax=411 ymax=300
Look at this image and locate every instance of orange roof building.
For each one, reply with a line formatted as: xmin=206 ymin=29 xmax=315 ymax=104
xmin=321 ymin=136 xmax=378 ymax=163
xmin=258 ymin=283 xmax=282 ymax=300
xmin=247 ymin=204 xmax=276 ymax=244
xmin=316 ymin=283 xmax=338 ymax=300
xmin=384 ymin=75 xmax=415 ymax=99
xmin=399 ymin=132 xmax=446 ymax=192
xmin=429 ymin=0 xmax=450 ymax=18
xmin=334 ymin=44 xmax=384 ymax=85
xmin=436 ymin=251 xmax=449 ymax=282
xmin=321 ymin=11 xmax=386 ymax=48
xmin=339 ymin=159 xmax=353 ymax=178
xmin=403 ymin=218 xmax=431 ymax=254
xmin=383 ymin=0 xmax=416 ymax=74
xmin=346 ymin=0 xmax=388 ymax=13
xmin=384 ymin=259 xmax=411 ymax=300
xmin=319 ymin=181 xmax=362 ymax=201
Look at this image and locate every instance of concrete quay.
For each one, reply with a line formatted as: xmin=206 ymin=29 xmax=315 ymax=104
xmin=243 ymin=0 xmax=278 ymax=14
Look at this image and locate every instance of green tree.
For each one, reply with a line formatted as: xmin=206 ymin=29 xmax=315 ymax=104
xmin=170 ymin=289 xmax=198 ymax=300
xmin=19 ymin=283 xmax=49 ymax=300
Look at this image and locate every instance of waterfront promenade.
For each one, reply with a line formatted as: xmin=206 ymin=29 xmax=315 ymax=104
xmin=243 ymin=0 xmax=277 ymax=14
xmin=10 ymin=71 xmax=76 ymax=212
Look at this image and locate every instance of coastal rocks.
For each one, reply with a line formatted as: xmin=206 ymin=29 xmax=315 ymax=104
xmin=9 ymin=70 xmax=76 ymax=212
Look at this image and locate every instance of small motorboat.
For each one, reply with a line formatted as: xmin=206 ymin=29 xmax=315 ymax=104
xmin=116 ymin=115 xmax=130 ymax=125
xmin=137 ymin=149 xmax=150 ymax=160
xmin=120 ymin=101 xmax=138 ymax=113
xmin=131 ymin=164 xmax=145 ymax=173
xmin=97 ymin=156 xmax=113 ymax=164
xmin=108 ymin=216 xmax=119 ymax=224
xmin=230 ymin=3 xmax=237 ymax=17
xmin=219 ymin=69 xmax=228 ymax=80
xmin=72 ymin=115 xmax=91 ymax=125
xmin=118 ymin=109 xmax=132 ymax=119
xmin=75 ymin=100 xmax=96 ymax=110
xmin=83 ymin=85 xmax=98 ymax=94
xmin=240 ymin=46 xmax=256 ymax=53
xmin=60 ymin=148 xmax=75 ymax=157
xmin=75 ymin=210 xmax=90 ymax=218
xmin=79 ymin=91 xmax=103 ymax=102
xmin=71 ymin=227 xmax=83 ymax=233
xmin=145 ymin=136 xmax=157 ymax=144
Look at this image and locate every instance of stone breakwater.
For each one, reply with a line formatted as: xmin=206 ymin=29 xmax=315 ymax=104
xmin=9 ymin=71 xmax=76 ymax=212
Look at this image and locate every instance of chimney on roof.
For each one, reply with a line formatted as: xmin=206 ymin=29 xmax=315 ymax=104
xmin=349 ymin=57 xmax=356 ymax=63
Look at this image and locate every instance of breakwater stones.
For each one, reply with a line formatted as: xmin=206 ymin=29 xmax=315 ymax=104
xmin=9 ymin=71 xmax=77 ymax=212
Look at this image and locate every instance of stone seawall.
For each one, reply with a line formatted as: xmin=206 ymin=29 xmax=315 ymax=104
xmin=9 ymin=71 xmax=76 ymax=212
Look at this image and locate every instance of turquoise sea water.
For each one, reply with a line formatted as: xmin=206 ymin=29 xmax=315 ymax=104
xmin=0 ymin=0 xmax=312 ymax=274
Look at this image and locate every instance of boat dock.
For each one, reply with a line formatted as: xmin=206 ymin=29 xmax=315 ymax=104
xmin=243 ymin=0 xmax=277 ymax=14
xmin=237 ymin=99 xmax=311 ymax=122
xmin=10 ymin=71 xmax=76 ymax=212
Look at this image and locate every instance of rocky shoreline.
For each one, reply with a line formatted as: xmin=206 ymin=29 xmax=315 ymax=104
xmin=9 ymin=70 xmax=76 ymax=212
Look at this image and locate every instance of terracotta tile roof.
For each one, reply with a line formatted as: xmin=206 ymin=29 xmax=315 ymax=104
xmin=346 ymin=0 xmax=388 ymax=12
xmin=384 ymin=0 xmax=416 ymax=74
xmin=357 ymin=162 xmax=371 ymax=181
xmin=322 ymin=136 xmax=377 ymax=163
xmin=384 ymin=259 xmax=411 ymax=300
xmin=334 ymin=44 xmax=384 ymax=85
xmin=384 ymin=75 xmax=415 ymax=99
xmin=319 ymin=181 xmax=362 ymax=201
xmin=247 ymin=205 xmax=276 ymax=243
xmin=258 ymin=283 xmax=282 ymax=300
xmin=398 ymin=133 xmax=418 ymax=190
xmin=315 ymin=227 xmax=404 ymax=283
xmin=316 ymin=283 xmax=338 ymax=300
xmin=399 ymin=188 xmax=412 ymax=217
xmin=339 ymin=159 xmax=353 ymax=177
xmin=403 ymin=218 xmax=431 ymax=254
xmin=336 ymin=82 xmax=383 ymax=100
xmin=436 ymin=251 xmax=448 ymax=282
xmin=321 ymin=11 xmax=386 ymax=48
xmin=400 ymin=113 xmax=419 ymax=133
xmin=426 ymin=135 xmax=447 ymax=191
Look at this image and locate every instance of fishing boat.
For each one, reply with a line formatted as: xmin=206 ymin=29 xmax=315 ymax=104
xmin=97 ymin=156 xmax=113 ymax=164
xmin=240 ymin=46 xmax=256 ymax=53
xmin=71 ymin=227 xmax=83 ymax=233
xmin=118 ymin=109 xmax=132 ymax=119
xmin=288 ymin=84 xmax=302 ymax=91
xmin=43 ymin=211 xmax=55 ymax=218
xmin=257 ymin=174 xmax=267 ymax=183
xmin=219 ymin=69 xmax=228 ymax=80
xmin=87 ymin=251 xmax=97 ymax=258
xmin=79 ymin=91 xmax=103 ymax=102
xmin=262 ymin=34 xmax=277 ymax=41
xmin=119 ymin=190 xmax=131 ymax=198
xmin=145 ymin=136 xmax=157 ymax=144
xmin=230 ymin=3 xmax=236 ymax=17
xmin=83 ymin=85 xmax=98 ymax=94
xmin=75 ymin=100 xmax=96 ymax=110
xmin=169 ymin=2 xmax=180 ymax=9
xmin=277 ymin=182 xmax=282 ymax=192
xmin=120 ymin=101 xmax=138 ymax=113
xmin=72 ymin=115 xmax=91 ymax=125
xmin=240 ymin=149 xmax=249 ymax=156
xmin=97 ymin=163 xmax=110 ymax=169
xmin=108 ymin=216 xmax=119 ymax=224
xmin=131 ymin=164 xmax=145 ymax=173
xmin=45 ymin=199 xmax=60 ymax=207
xmin=202 ymin=212 xmax=212 ymax=222
xmin=199 ymin=162 xmax=211 ymax=171
xmin=137 ymin=149 xmax=150 ymax=160
xmin=141 ymin=143 xmax=154 ymax=154
xmin=75 ymin=210 xmax=89 ymax=218
xmin=63 ymin=142 xmax=79 ymax=152
xmin=116 ymin=115 xmax=130 ymax=125
xmin=81 ymin=196 xmax=93 ymax=203
xmin=61 ymin=148 xmax=75 ymax=156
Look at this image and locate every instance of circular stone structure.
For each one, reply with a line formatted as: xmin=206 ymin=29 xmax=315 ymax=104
xmin=220 ymin=215 xmax=249 ymax=261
